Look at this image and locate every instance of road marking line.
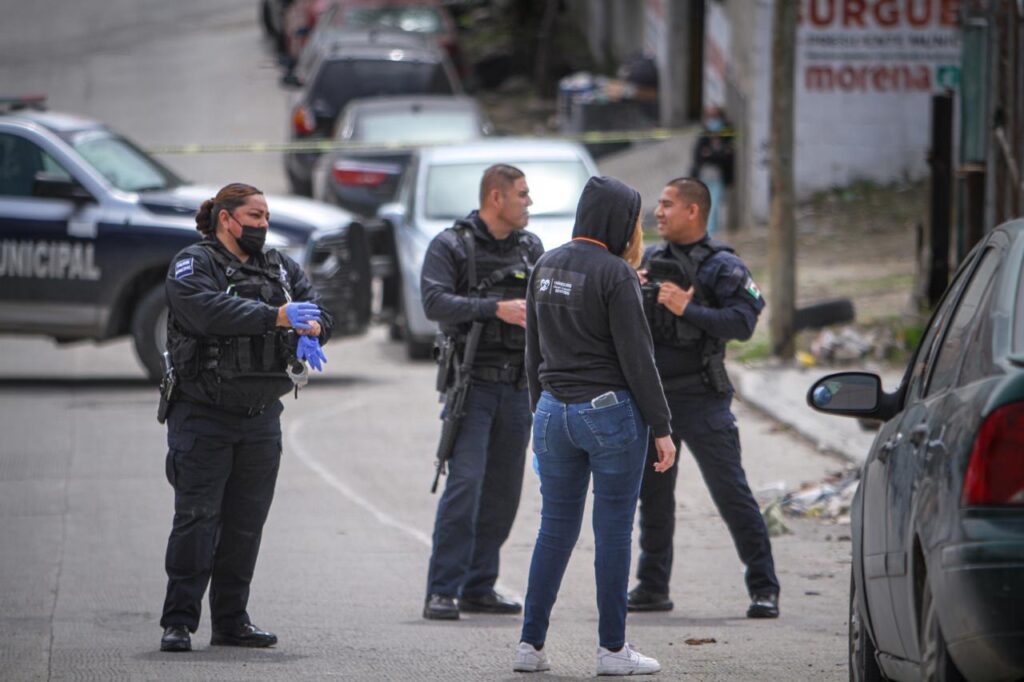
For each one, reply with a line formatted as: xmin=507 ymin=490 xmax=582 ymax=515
xmin=286 ymin=399 xmax=433 ymax=548
xmin=285 ymin=395 xmax=521 ymax=600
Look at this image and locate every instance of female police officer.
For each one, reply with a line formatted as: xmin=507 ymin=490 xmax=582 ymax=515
xmin=158 ymin=183 xmax=332 ymax=652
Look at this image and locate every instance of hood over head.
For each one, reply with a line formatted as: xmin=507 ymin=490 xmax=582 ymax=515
xmin=571 ymin=176 xmax=641 ymax=256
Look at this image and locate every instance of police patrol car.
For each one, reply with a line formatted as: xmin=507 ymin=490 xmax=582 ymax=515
xmin=0 ymin=98 xmax=371 ymax=380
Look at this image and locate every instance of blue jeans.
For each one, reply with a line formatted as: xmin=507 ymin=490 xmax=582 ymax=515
xmin=699 ymin=167 xmax=725 ymax=235
xmin=520 ymin=390 xmax=649 ymax=650
xmin=426 ymin=380 xmax=531 ymax=598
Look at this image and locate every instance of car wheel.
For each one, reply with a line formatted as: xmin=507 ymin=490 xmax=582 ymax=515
xmin=132 ymin=285 xmax=169 ymax=383
xmin=919 ymin=577 xmax=966 ymax=682
xmin=849 ymin=567 xmax=886 ymax=682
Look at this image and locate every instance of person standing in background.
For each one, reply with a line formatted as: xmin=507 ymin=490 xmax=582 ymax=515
xmin=690 ymin=107 xmax=735 ymax=235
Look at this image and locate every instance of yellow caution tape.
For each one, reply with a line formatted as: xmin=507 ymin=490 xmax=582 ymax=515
xmin=142 ymin=125 xmax=736 ymax=155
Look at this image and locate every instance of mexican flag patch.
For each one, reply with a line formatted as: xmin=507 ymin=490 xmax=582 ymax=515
xmin=745 ymin=277 xmax=762 ymax=300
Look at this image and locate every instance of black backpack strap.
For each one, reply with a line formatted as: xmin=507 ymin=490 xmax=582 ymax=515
xmin=457 ymin=225 xmax=478 ymax=293
xmin=514 ymin=232 xmax=534 ymax=271
xmin=200 ymin=241 xmax=237 ymax=278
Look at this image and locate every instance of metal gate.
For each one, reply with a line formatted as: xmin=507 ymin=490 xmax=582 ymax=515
xmin=989 ymin=0 xmax=1023 ymax=227
xmin=959 ymin=0 xmax=1024 ymax=255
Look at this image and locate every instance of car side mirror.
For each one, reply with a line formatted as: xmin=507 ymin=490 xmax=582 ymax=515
xmin=807 ymin=372 xmax=884 ymax=416
xmin=377 ymin=202 xmax=407 ymax=225
xmin=32 ymin=172 xmax=93 ymax=203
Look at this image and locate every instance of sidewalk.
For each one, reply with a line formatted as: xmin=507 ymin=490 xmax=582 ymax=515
xmin=729 ymin=360 xmax=904 ymax=465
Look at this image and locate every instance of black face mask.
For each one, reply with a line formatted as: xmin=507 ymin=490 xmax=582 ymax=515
xmin=229 ymin=213 xmax=267 ymax=256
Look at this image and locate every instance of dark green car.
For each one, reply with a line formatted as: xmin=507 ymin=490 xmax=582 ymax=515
xmin=808 ymin=219 xmax=1024 ymax=682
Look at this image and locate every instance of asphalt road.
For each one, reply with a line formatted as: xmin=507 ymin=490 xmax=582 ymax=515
xmin=0 ymin=2 xmax=852 ymax=679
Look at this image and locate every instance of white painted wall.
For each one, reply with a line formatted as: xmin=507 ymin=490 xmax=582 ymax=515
xmin=714 ymin=0 xmax=962 ymax=224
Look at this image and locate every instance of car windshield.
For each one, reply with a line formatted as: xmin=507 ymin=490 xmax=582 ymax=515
xmin=343 ymin=7 xmax=444 ymax=33
xmin=313 ymin=60 xmax=454 ymax=117
xmin=423 ymin=160 xmax=591 ymax=225
xmin=70 ymin=131 xmax=181 ymax=192
xmin=354 ymin=109 xmax=478 ymax=144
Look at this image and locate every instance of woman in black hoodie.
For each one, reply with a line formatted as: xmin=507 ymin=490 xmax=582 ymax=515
xmin=513 ymin=177 xmax=676 ymax=676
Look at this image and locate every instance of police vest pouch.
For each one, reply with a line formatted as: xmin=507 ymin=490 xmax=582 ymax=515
xmin=479 ymin=275 xmax=529 ymax=352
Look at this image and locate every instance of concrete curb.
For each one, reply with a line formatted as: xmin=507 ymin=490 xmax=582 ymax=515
xmin=728 ymin=361 xmax=879 ymax=466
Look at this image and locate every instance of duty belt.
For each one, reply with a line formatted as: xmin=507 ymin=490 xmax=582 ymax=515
xmin=471 ymin=364 xmax=524 ymax=385
xmin=178 ymin=394 xmax=269 ymax=418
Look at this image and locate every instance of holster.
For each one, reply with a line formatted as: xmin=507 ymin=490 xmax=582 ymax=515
xmin=434 ymin=334 xmax=457 ymax=393
xmin=157 ymin=369 xmax=177 ymax=424
xmin=704 ymin=351 xmax=732 ymax=394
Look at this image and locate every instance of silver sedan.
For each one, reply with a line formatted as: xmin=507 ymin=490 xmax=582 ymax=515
xmin=376 ymin=138 xmax=599 ymax=358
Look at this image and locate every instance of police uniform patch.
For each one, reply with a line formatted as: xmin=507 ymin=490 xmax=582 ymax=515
xmin=175 ymin=258 xmax=194 ymax=279
xmin=745 ymin=277 xmax=762 ymax=300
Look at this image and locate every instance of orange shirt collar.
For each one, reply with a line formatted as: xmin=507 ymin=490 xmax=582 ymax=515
xmin=572 ymin=236 xmax=608 ymax=249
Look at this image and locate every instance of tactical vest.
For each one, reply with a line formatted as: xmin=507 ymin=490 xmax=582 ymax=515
xmin=642 ymin=239 xmax=734 ymax=374
xmin=450 ymin=223 xmax=534 ymax=359
xmin=167 ymin=243 xmax=298 ymax=412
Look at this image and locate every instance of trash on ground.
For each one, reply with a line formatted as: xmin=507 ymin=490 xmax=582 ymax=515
xmin=684 ymin=638 xmax=717 ymax=646
xmin=810 ymin=327 xmax=880 ymax=364
xmin=762 ymin=499 xmax=792 ymax=537
xmin=761 ymin=468 xmax=860 ymax=524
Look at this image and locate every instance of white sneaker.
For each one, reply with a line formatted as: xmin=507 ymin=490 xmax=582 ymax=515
xmin=513 ymin=641 xmax=551 ymax=672
xmin=596 ymin=643 xmax=661 ymax=676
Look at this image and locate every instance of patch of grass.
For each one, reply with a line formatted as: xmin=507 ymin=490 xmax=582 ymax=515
xmin=838 ymin=272 xmax=916 ymax=297
xmin=729 ymin=331 xmax=772 ymax=363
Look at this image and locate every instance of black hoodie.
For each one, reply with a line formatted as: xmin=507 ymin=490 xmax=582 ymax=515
xmin=525 ymin=176 xmax=671 ymax=437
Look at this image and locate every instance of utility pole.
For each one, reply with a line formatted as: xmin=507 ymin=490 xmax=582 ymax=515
xmin=768 ymin=0 xmax=797 ymax=359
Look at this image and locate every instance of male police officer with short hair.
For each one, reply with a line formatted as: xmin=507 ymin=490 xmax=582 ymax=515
xmin=628 ymin=177 xmax=780 ymax=619
xmin=420 ymin=164 xmax=543 ymax=620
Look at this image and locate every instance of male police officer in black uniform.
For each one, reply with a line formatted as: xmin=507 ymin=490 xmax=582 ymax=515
xmin=628 ymin=177 xmax=780 ymax=618
xmin=420 ymin=164 xmax=543 ymax=620
xmin=159 ymin=183 xmax=332 ymax=652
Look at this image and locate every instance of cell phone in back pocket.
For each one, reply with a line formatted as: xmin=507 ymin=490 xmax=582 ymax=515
xmin=591 ymin=391 xmax=619 ymax=408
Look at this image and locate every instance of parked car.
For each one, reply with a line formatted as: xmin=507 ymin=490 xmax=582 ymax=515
xmin=313 ymin=0 xmax=462 ymax=74
xmin=0 ymin=102 xmax=371 ymax=380
xmin=312 ymin=95 xmax=488 ymax=217
xmin=282 ymin=0 xmax=460 ymax=69
xmin=807 ymin=220 xmax=1024 ymax=682
xmin=283 ymin=29 xmax=461 ymax=196
xmin=375 ymin=138 xmax=598 ymax=358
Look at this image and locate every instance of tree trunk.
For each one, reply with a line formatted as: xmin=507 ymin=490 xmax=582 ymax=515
xmin=533 ymin=0 xmax=559 ymax=98
xmin=768 ymin=0 xmax=797 ymax=359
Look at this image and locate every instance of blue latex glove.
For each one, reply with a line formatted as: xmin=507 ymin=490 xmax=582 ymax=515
xmin=285 ymin=301 xmax=320 ymax=330
xmin=297 ymin=335 xmax=327 ymax=372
